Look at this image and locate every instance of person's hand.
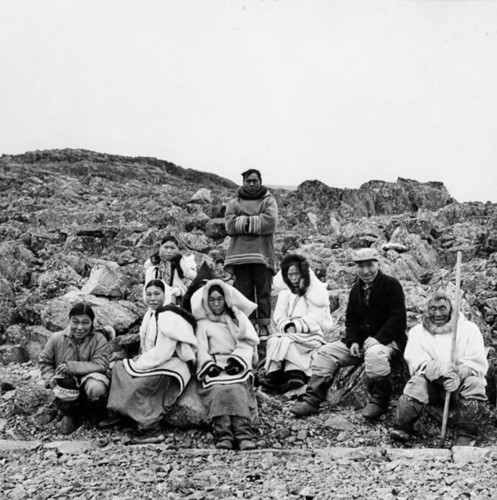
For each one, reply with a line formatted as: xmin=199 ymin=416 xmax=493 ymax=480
xmin=284 ymin=322 xmax=297 ymax=333
xmin=363 ymin=337 xmax=380 ymax=351
xmin=456 ymin=364 xmax=473 ymax=381
xmin=55 ymin=363 xmax=68 ymax=376
xmin=225 ymin=359 xmax=244 ymax=376
xmin=206 ymin=365 xmax=222 ymax=378
xmin=443 ymin=372 xmax=461 ymax=393
xmin=171 ymin=286 xmax=182 ymax=297
xmin=350 ymin=343 xmax=363 ymax=357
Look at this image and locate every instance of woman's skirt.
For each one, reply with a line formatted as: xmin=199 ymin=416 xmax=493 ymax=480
xmin=199 ymin=378 xmax=258 ymax=424
xmin=107 ymin=360 xmax=182 ymax=430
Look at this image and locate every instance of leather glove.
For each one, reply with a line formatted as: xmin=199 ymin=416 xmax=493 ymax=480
xmin=225 ymin=359 xmax=244 ymax=376
xmin=363 ymin=337 xmax=380 ymax=351
xmin=206 ymin=365 xmax=222 ymax=378
xmin=443 ymin=372 xmax=461 ymax=393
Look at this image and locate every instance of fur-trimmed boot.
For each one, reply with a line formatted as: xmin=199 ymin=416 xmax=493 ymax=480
xmin=212 ymin=415 xmax=234 ymax=450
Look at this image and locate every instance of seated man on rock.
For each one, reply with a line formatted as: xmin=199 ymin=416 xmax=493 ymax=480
xmin=290 ymin=248 xmax=407 ymax=419
xmin=390 ymin=291 xmax=488 ymax=446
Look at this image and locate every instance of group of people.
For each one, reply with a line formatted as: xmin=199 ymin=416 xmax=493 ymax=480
xmin=39 ymin=169 xmax=489 ymax=448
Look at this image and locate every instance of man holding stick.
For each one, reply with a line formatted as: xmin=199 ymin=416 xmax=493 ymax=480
xmin=390 ymin=291 xmax=488 ymax=446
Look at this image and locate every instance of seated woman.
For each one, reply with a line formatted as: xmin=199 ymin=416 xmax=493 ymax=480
xmin=103 ymin=279 xmax=198 ymax=442
xmin=39 ymin=302 xmax=110 ymax=434
xmin=144 ymin=235 xmax=197 ymax=305
xmin=263 ymin=254 xmax=332 ymax=392
xmin=191 ymin=279 xmax=260 ymax=450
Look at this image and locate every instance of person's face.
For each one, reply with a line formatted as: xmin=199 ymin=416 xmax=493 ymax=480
xmin=145 ymin=285 xmax=165 ymax=311
xmin=243 ymin=173 xmax=261 ymax=194
xmin=428 ymin=299 xmax=451 ymax=327
xmin=287 ymin=264 xmax=302 ymax=290
xmin=208 ymin=290 xmax=226 ymax=316
xmin=355 ymin=260 xmax=379 ymax=284
xmin=69 ymin=314 xmax=93 ymax=341
xmin=159 ymin=241 xmax=178 ymax=261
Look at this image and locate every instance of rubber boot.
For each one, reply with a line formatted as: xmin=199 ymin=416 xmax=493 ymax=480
xmin=212 ymin=415 xmax=234 ymax=450
xmin=290 ymin=374 xmax=334 ymax=417
xmin=232 ymin=416 xmax=256 ymax=451
xmin=455 ymin=399 xmax=486 ymax=446
xmin=390 ymin=395 xmax=424 ymax=443
xmin=362 ymin=375 xmax=392 ymax=420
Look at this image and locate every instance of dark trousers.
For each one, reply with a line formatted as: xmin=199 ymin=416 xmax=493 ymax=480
xmin=233 ymin=264 xmax=272 ymax=325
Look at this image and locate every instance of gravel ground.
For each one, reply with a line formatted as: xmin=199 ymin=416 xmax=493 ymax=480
xmin=2 ymin=363 xmax=497 ymax=499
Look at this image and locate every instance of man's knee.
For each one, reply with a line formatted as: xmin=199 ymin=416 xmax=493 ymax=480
xmin=403 ymin=375 xmax=431 ymax=405
xmin=459 ymin=375 xmax=487 ymax=401
xmin=364 ymin=344 xmax=391 ymax=377
xmin=310 ymin=341 xmax=345 ymax=376
xmin=84 ymin=379 xmax=108 ymax=401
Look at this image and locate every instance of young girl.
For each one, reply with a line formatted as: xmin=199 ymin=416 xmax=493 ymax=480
xmin=39 ymin=302 xmax=110 ymax=434
xmin=104 ymin=279 xmax=198 ymax=441
xmin=191 ymin=279 xmax=260 ymax=450
xmin=143 ymin=235 xmax=197 ymax=305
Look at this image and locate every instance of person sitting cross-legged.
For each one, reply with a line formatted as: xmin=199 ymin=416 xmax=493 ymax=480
xmin=390 ymin=291 xmax=488 ymax=446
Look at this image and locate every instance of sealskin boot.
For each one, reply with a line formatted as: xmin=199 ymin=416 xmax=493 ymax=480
xmin=283 ymin=370 xmax=307 ymax=392
xmin=390 ymin=394 xmax=424 ymax=443
xmin=232 ymin=416 xmax=256 ymax=451
xmin=455 ymin=399 xmax=485 ymax=446
xmin=213 ymin=415 xmax=234 ymax=450
xmin=60 ymin=415 xmax=78 ymax=435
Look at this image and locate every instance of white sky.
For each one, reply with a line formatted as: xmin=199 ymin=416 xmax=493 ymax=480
xmin=1 ymin=0 xmax=496 ymax=202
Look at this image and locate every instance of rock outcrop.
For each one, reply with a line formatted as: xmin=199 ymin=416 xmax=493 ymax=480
xmin=1 ymin=148 xmax=496 ymax=424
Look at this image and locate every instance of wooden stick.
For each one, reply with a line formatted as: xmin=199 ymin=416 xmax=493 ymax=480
xmin=439 ymin=251 xmax=462 ymax=445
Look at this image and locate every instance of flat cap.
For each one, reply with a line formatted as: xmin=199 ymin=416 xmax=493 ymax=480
xmin=352 ymin=248 xmax=380 ymax=262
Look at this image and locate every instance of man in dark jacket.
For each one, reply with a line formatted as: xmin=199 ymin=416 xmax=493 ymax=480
xmin=290 ymin=248 xmax=407 ymax=419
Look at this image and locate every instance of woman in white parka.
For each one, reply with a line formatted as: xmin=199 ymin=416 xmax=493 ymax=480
xmin=263 ymin=254 xmax=333 ymax=392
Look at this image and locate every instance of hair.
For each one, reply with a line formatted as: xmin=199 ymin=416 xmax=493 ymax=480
xmin=145 ymin=279 xmax=166 ymax=292
xmin=241 ymin=168 xmax=262 ymax=182
xmin=280 ymin=254 xmax=311 ymax=295
xmin=69 ymin=302 xmax=95 ymax=322
xmin=207 ymin=283 xmax=236 ymax=319
xmin=161 ymin=235 xmax=179 ymax=247
xmin=150 ymin=235 xmax=181 ymax=266
xmin=427 ymin=291 xmax=453 ymax=313
xmin=208 ymin=284 xmax=225 ymax=298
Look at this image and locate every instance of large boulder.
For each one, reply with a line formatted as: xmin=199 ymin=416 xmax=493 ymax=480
xmin=39 ymin=291 xmax=143 ymax=334
xmin=81 ymin=264 xmax=128 ymax=298
xmin=164 ymin=379 xmax=208 ymax=428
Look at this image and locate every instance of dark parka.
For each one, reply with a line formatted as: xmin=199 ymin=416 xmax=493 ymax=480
xmin=344 ymin=271 xmax=407 ymax=350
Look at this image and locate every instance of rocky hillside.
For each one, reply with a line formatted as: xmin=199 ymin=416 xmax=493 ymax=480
xmin=1 ymin=149 xmax=497 ymax=391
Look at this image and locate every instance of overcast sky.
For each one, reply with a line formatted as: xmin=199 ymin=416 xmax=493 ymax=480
xmin=1 ymin=0 xmax=496 ymax=202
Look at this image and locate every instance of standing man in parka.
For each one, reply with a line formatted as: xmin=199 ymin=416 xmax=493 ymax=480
xmin=291 ymin=248 xmax=407 ymax=419
xmin=224 ymin=169 xmax=278 ymax=338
